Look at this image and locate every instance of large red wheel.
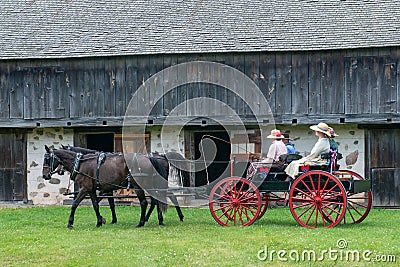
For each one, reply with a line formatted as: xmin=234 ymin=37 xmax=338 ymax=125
xmin=289 ymin=171 xmax=347 ymax=228
xmin=333 ymin=170 xmax=372 ymax=224
xmin=209 ymin=177 xmax=261 ymax=226
xmin=257 ymin=194 xmax=269 ymax=220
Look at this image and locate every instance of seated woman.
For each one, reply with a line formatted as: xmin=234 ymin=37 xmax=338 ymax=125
xmin=284 ymin=123 xmax=331 ymax=181
xmin=246 ymin=129 xmax=287 ymax=179
xmin=328 ymin=127 xmax=339 ymax=152
xmin=328 ymin=127 xmax=340 ymax=171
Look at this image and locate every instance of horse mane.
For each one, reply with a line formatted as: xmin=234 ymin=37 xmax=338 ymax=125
xmin=62 ymin=145 xmax=121 ymax=157
xmin=62 ymin=145 xmax=98 ymax=154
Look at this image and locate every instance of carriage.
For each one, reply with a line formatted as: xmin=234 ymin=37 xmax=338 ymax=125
xmin=43 ymin=136 xmax=371 ymax=229
xmin=208 ymin=151 xmax=372 ymax=228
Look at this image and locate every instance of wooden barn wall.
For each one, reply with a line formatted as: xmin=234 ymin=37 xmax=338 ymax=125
xmin=0 ymin=47 xmax=399 ymax=126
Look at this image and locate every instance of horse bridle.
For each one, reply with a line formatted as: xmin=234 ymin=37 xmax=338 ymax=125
xmin=43 ymin=149 xmax=65 ymax=178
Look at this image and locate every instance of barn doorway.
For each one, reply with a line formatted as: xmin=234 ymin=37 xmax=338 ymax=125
xmin=74 ymin=131 xmax=116 ymax=152
xmin=366 ymin=126 xmax=400 ymax=208
xmin=189 ymin=129 xmax=231 ymax=187
xmin=86 ymin=133 xmax=114 ymax=152
xmin=0 ymin=131 xmax=26 ymax=201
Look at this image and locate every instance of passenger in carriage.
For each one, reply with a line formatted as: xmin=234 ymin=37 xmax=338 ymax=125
xmin=246 ymin=129 xmax=287 ymax=179
xmin=328 ymin=127 xmax=339 ymax=152
xmin=262 ymin=129 xmax=288 ymax=163
xmin=282 ymin=133 xmax=296 ymax=154
xmin=284 ymin=122 xmax=331 ymax=181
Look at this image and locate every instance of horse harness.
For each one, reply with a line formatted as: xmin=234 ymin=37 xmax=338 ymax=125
xmin=48 ymin=150 xmax=163 ymax=191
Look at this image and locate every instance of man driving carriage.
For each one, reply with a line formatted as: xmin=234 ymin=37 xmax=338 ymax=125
xmin=246 ymin=129 xmax=287 ymax=179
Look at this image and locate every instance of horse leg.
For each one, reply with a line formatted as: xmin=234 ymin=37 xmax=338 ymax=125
xmin=107 ymin=197 xmax=117 ymax=224
xmin=135 ymin=190 xmax=148 ymax=228
xmin=168 ymin=194 xmax=184 ymax=222
xmin=89 ymin=191 xmax=105 ymax=227
xmin=145 ymin=196 xmax=157 ymax=222
xmin=67 ymin=190 xmax=88 ymax=229
xmin=156 ymin=200 xmax=165 ymax=226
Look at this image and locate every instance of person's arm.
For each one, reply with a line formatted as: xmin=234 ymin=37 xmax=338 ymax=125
xmin=302 ymin=139 xmax=326 ymax=161
xmin=262 ymin=142 xmax=276 ymax=162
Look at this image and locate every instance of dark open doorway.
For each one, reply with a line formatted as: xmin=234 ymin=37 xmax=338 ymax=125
xmin=85 ymin=133 xmax=114 ymax=152
xmin=193 ymin=130 xmax=231 ymax=186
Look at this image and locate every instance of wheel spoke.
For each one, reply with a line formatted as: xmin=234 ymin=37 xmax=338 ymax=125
xmin=300 ymin=179 xmax=314 ymax=195
xmin=305 ymin=205 xmax=316 ymax=225
xmin=309 ymin=173 xmax=317 ymax=191
xmin=346 ymin=205 xmax=357 ymax=223
xmin=293 ymin=187 xmax=314 ymax=200
xmin=347 ymin=201 xmax=365 ymax=217
xmin=296 ymin=203 xmax=315 ymax=219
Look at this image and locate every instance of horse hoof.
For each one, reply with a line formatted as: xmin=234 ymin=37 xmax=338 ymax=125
xmin=136 ymin=224 xmax=144 ymax=228
xmin=159 ymin=223 xmax=165 ymax=226
xmin=67 ymin=225 xmax=73 ymax=230
xmin=180 ymin=217 xmax=184 ymax=222
xmin=111 ymin=220 xmax=117 ymax=224
xmin=101 ymin=217 xmax=106 ymax=224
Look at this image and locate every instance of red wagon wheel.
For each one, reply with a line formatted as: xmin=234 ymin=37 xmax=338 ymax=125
xmin=257 ymin=193 xmax=269 ymax=220
xmin=209 ymin=177 xmax=261 ymax=226
xmin=289 ymin=171 xmax=347 ymax=228
xmin=333 ymin=170 xmax=372 ymax=224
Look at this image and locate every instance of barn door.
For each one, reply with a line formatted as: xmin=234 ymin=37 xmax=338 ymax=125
xmin=366 ymin=127 xmax=400 ymax=207
xmin=0 ymin=131 xmax=26 ymax=201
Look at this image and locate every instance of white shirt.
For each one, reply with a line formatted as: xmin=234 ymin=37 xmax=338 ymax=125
xmin=265 ymin=140 xmax=287 ymax=162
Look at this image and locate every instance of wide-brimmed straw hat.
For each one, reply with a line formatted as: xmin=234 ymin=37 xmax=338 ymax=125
xmin=310 ymin=122 xmax=331 ymax=137
xmin=267 ymin=129 xmax=284 ymax=139
xmin=328 ymin=127 xmax=339 ymax=137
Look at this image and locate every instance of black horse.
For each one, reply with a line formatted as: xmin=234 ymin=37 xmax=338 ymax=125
xmin=42 ymin=145 xmax=187 ymax=228
xmin=61 ymin=145 xmax=188 ymax=224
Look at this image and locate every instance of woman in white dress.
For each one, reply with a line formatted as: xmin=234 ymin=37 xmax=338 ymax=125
xmin=284 ymin=123 xmax=331 ymax=180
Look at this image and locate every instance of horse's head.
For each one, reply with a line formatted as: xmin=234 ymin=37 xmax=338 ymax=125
xmin=42 ymin=145 xmax=64 ymax=180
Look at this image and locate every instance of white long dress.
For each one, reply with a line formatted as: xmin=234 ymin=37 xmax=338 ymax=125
xmin=284 ymin=138 xmax=330 ymax=178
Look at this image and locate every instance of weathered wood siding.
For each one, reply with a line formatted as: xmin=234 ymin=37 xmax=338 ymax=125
xmin=0 ymin=130 xmax=26 ymax=201
xmin=0 ymin=48 xmax=399 ymax=126
xmin=366 ymin=127 xmax=400 ymax=207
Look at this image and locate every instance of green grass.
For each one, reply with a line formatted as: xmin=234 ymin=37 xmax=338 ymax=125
xmin=0 ymin=206 xmax=398 ymax=266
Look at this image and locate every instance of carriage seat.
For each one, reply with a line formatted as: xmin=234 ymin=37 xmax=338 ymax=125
xmin=297 ymin=150 xmax=343 ymax=174
xmin=279 ymin=153 xmax=303 ymax=164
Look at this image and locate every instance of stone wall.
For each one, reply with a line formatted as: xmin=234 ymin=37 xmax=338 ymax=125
xmin=24 ymin=124 xmax=364 ymax=205
xmin=27 ymin=128 xmax=74 ymax=205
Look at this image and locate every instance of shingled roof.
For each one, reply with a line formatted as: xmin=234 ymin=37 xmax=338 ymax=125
xmin=1 ymin=0 xmax=399 ymax=59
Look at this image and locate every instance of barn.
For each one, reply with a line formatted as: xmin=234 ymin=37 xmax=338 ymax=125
xmin=0 ymin=0 xmax=399 ymax=207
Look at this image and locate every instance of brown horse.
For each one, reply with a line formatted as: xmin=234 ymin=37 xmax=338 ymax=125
xmin=61 ymin=145 xmax=188 ymax=223
xmin=42 ymin=145 xmax=170 ymax=229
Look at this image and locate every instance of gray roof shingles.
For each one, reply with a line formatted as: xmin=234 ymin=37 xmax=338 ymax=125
xmin=1 ymin=0 xmax=400 ymax=59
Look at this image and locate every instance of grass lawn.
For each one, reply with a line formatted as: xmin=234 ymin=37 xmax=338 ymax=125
xmin=0 ymin=205 xmax=398 ymax=266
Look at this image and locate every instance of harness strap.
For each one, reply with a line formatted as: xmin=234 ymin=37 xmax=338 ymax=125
xmin=95 ymin=152 xmax=107 ymax=187
xmin=70 ymin=153 xmax=83 ymax=181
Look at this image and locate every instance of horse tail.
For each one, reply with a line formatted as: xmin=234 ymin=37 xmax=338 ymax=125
xmin=159 ymin=201 xmax=168 ymax=213
xmin=148 ymin=156 xmax=168 ymax=180
xmin=166 ymin=152 xmax=190 ymax=187
xmin=148 ymin=156 xmax=168 ymax=212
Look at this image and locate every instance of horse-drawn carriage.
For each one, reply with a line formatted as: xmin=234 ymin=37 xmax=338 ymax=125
xmin=42 ymin=134 xmax=371 ymax=229
xmin=208 ymin=151 xmax=372 ymax=228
